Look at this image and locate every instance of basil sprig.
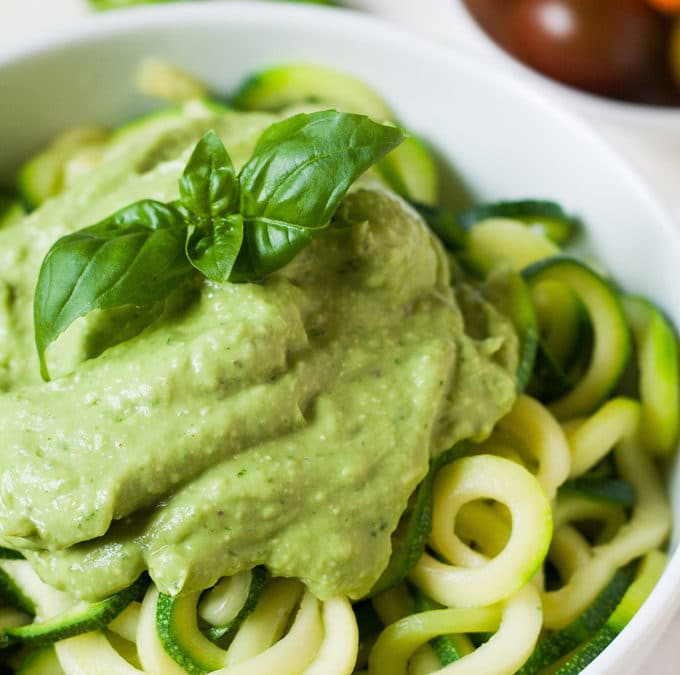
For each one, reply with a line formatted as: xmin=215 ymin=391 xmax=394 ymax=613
xmin=34 ymin=111 xmax=405 ymax=379
xmin=180 ymin=129 xmax=244 ymax=282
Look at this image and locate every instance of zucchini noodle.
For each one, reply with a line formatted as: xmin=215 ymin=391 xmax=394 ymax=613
xmin=473 ymin=394 xmax=571 ymax=499
xmin=368 ymin=584 xmax=541 ymax=675
xmin=553 ymin=495 xmax=627 ymax=544
xmin=137 ymin=588 xmax=186 ymax=675
xmin=108 ymin=603 xmax=142 ymax=644
xmin=367 ymin=605 xmax=502 ymax=675
xmin=566 ymin=397 xmax=640 ymax=477
xmin=300 ymin=597 xmax=358 ymax=675
xmin=409 ymin=455 xmax=552 ymax=608
xmin=548 ymin=526 xmax=592 ymax=581
xmin=210 ymin=591 xmax=323 ymax=675
xmin=541 ymin=418 xmax=672 ymax=629
xmin=525 ymin=259 xmax=632 ymax=421
xmin=0 ymin=65 xmax=677 ymax=675
xmin=198 ymin=572 xmax=253 ymax=629
xmin=56 ymin=633 xmax=143 ymax=675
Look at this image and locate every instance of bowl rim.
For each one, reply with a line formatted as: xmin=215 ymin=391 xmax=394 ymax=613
xmin=1 ymin=3 xmax=680 ymax=672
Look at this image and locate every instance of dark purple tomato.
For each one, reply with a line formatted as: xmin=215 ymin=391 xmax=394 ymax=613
xmin=502 ymin=0 xmax=667 ymax=99
xmin=463 ymin=0 xmax=514 ymax=43
xmin=463 ymin=0 xmax=672 ymax=101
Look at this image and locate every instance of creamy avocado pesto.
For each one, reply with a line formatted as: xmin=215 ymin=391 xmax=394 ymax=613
xmin=0 ymin=104 xmax=518 ymax=601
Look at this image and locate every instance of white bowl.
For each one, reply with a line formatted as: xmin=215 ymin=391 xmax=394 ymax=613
xmin=1 ymin=3 xmax=679 ymax=673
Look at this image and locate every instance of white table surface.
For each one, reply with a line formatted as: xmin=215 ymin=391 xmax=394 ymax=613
xmin=2 ymin=0 xmax=680 ymax=672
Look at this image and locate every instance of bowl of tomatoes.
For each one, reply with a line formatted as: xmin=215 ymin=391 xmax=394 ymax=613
xmin=455 ymin=0 xmax=680 ymax=134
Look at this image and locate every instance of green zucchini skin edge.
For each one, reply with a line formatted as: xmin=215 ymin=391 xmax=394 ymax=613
xmin=0 ymin=550 xmax=24 ymax=562
xmin=558 ymin=477 xmax=635 ymax=508
xmin=551 ymin=551 xmax=667 ymax=674
xmin=156 ymin=592 xmax=217 ymax=675
xmin=409 ymin=201 xmax=466 ymax=251
xmin=0 ymin=567 xmax=35 ymax=618
xmin=156 ymin=570 xmax=270 ymax=675
xmin=367 ymin=442 xmax=469 ymax=598
xmin=1 ymin=574 xmax=148 ymax=648
xmin=516 ymin=561 xmax=637 ymax=675
xmin=523 ymin=255 xmax=632 ymax=420
xmin=203 ymin=566 xmax=268 ymax=642
xmin=410 ymin=585 xmax=466 ymax=666
xmin=458 ymin=199 xmax=579 ymax=245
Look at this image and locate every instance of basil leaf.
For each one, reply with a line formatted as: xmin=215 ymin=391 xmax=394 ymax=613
xmin=34 ymin=200 xmax=192 ymax=380
xmin=239 ymin=110 xmax=405 ymax=228
xmin=179 ymin=130 xmax=239 ymax=218
xmin=186 ymin=213 xmax=244 ymax=282
xmin=246 ymin=218 xmax=314 ymax=278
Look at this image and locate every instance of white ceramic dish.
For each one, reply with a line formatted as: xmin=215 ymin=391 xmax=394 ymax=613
xmin=1 ymin=3 xmax=679 ymax=673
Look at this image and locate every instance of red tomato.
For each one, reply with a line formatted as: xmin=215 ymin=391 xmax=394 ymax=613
xmin=498 ymin=0 xmax=666 ymax=98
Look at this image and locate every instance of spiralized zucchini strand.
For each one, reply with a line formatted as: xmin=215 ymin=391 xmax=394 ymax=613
xmin=367 ymin=605 xmax=502 ymax=675
xmin=492 ymin=394 xmax=571 ymax=498
xmin=223 ymin=578 xmax=301 ymax=666
xmin=0 ymin=560 xmax=72 ymax=620
xmin=56 ymin=633 xmax=144 ymax=675
xmin=541 ymin=431 xmax=671 ymax=629
xmin=599 ymin=436 xmax=672 ymax=564
xmin=553 ymin=495 xmax=627 ymax=544
xmin=435 ymin=583 xmax=542 ymax=675
xmin=549 ymin=526 xmax=592 ymax=582
xmin=209 ymin=590 xmax=323 ymax=675
xmin=199 ymin=571 xmax=252 ymax=628
xmin=410 ymin=455 xmax=552 ymax=607
xmin=368 ymin=583 xmax=541 ymax=675
xmin=524 ymin=258 xmax=631 ymax=421
xmin=622 ymin=295 xmax=680 ymax=457
xmin=565 ymin=397 xmax=639 ymax=477
xmin=137 ymin=587 xmax=187 ymax=675
xmin=108 ymin=602 xmax=142 ymax=643
xmin=301 ymin=597 xmax=358 ymax=675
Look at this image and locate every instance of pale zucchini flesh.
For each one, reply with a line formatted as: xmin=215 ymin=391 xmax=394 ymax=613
xmin=524 ymin=257 xmax=631 ymax=421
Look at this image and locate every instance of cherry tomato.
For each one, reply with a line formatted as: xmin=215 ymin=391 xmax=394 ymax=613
xmin=498 ymin=0 xmax=666 ymax=99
